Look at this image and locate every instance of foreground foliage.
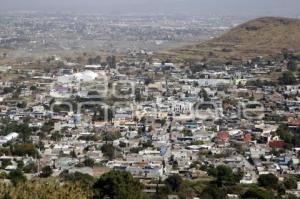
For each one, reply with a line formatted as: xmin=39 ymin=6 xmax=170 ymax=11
xmin=0 ymin=179 xmax=93 ymax=199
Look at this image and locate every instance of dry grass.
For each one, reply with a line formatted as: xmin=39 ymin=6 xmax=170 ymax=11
xmin=167 ymin=17 xmax=300 ymax=63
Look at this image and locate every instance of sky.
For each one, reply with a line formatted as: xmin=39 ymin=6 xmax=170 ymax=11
xmin=1 ymin=0 xmax=300 ymax=17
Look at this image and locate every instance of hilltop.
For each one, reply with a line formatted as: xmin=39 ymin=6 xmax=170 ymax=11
xmin=165 ymin=17 xmax=300 ymax=63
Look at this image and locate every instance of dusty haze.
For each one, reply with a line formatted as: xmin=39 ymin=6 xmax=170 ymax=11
xmin=1 ymin=0 xmax=300 ymax=16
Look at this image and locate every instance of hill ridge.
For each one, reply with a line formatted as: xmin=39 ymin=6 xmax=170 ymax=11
xmin=169 ymin=16 xmax=300 ymax=63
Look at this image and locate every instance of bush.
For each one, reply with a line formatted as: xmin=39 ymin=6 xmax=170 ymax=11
xmin=93 ymin=170 xmax=147 ymax=199
xmin=8 ymin=170 xmax=27 ymax=186
xmin=242 ymin=187 xmax=274 ymax=199
xmin=23 ymin=162 xmax=38 ymax=173
xmin=284 ymin=176 xmax=297 ymax=190
xmin=165 ymin=174 xmax=183 ymax=192
xmin=278 ymin=71 xmax=297 ymax=85
xmin=257 ymin=173 xmax=278 ymax=189
xmin=59 ymin=170 xmax=95 ymax=188
xmin=207 ymin=165 xmax=237 ymax=186
xmin=12 ymin=144 xmax=40 ymax=158
xmin=39 ymin=166 xmax=53 ymax=178
xmin=101 ymin=144 xmax=117 ymax=160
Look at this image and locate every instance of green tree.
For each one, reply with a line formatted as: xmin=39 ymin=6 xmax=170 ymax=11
xmin=287 ymin=60 xmax=297 ymax=71
xmin=8 ymin=170 xmax=27 ymax=186
xmin=181 ymin=129 xmax=193 ymax=137
xmin=1 ymin=159 xmax=12 ymax=169
xmin=39 ymin=166 xmax=53 ymax=178
xmin=101 ymin=144 xmax=116 ymax=160
xmin=200 ymin=185 xmax=226 ymax=199
xmin=278 ymin=71 xmax=297 ymax=85
xmin=165 ymin=174 xmax=183 ymax=192
xmin=199 ymin=88 xmax=210 ymax=101
xmin=23 ymin=162 xmax=38 ymax=173
xmin=59 ymin=170 xmax=95 ymax=188
xmin=242 ymin=187 xmax=274 ymax=199
xmin=207 ymin=165 xmax=236 ymax=186
xmin=257 ymin=173 xmax=278 ymax=189
xmin=83 ymin=157 xmax=95 ymax=168
xmin=106 ymin=55 xmax=116 ymax=68
xmin=1 ymin=121 xmax=32 ymax=143
xmin=284 ymin=176 xmax=297 ymax=190
xmin=93 ymin=170 xmax=147 ymax=199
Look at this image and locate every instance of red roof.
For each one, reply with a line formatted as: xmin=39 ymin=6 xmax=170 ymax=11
xmin=243 ymin=133 xmax=252 ymax=143
xmin=269 ymin=140 xmax=285 ymax=148
xmin=217 ymin=131 xmax=230 ymax=142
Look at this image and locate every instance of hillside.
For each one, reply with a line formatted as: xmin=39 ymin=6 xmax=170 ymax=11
xmin=166 ymin=17 xmax=300 ymax=63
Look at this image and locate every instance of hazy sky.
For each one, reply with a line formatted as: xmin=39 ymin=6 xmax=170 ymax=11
xmin=1 ymin=0 xmax=300 ymax=17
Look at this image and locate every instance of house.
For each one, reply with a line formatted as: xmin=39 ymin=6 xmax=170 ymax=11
xmin=0 ymin=132 xmax=19 ymax=145
xmin=269 ymin=140 xmax=285 ymax=149
xmin=215 ymin=131 xmax=230 ymax=143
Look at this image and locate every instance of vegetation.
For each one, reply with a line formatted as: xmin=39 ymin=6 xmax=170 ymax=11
xmin=257 ymin=173 xmax=278 ymax=189
xmin=11 ymin=144 xmax=40 ymax=158
xmin=181 ymin=129 xmax=193 ymax=137
xmin=241 ymin=187 xmax=274 ymax=199
xmin=0 ymin=180 xmax=93 ymax=199
xmin=287 ymin=60 xmax=297 ymax=71
xmin=83 ymin=157 xmax=95 ymax=167
xmin=276 ymin=124 xmax=300 ymax=148
xmin=169 ymin=17 xmax=300 ymax=63
xmin=59 ymin=170 xmax=95 ymax=188
xmin=0 ymin=121 xmax=32 ymax=143
xmin=207 ymin=165 xmax=242 ymax=187
xmin=199 ymin=88 xmax=210 ymax=101
xmin=165 ymin=174 xmax=183 ymax=192
xmin=93 ymin=170 xmax=147 ymax=199
xmin=8 ymin=169 xmax=27 ymax=186
xmin=284 ymin=176 xmax=298 ymax=190
xmin=101 ymin=144 xmax=117 ymax=160
xmin=39 ymin=166 xmax=53 ymax=178
xmin=278 ymin=71 xmax=297 ymax=85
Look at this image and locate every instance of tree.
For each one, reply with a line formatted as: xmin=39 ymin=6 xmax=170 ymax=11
xmin=278 ymin=71 xmax=297 ymax=85
xmin=207 ymin=165 xmax=236 ymax=186
xmin=17 ymin=160 xmax=24 ymax=170
xmin=181 ymin=129 xmax=193 ymax=137
xmin=101 ymin=144 xmax=117 ymax=160
xmin=23 ymin=162 xmax=38 ymax=173
xmin=287 ymin=60 xmax=297 ymax=71
xmin=59 ymin=170 xmax=95 ymax=188
xmin=1 ymin=121 xmax=32 ymax=143
xmin=200 ymin=185 xmax=226 ymax=199
xmin=8 ymin=170 xmax=27 ymax=186
xmin=83 ymin=157 xmax=95 ymax=168
xmin=93 ymin=170 xmax=147 ymax=199
xmin=242 ymin=187 xmax=274 ymax=199
xmin=165 ymin=174 xmax=182 ymax=192
xmin=106 ymin=55 xmax=116 ymax=68
xmin=40 ymin=166 xmax=53 ymax=178
xmin=30 ymin=85 xmax=37 ymax=91
xmin=284 ymin=176 xmax=297 ymax=190
xmin=257 ymin=173 xmax=278 ymax=189
xmin=135 ymin=88 xmax=142 ymax=102
xmin=199 ymin=88 xmax=210 ymax=101
xmin=50 ymin=131 xmax=63 ymax=141
xmin=88 ymin=55 xmax=101 ymax=65
xmin=1 ymin=159 xmax=12 ymax=169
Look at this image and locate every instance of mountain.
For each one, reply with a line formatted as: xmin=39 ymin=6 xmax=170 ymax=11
xmin=166 ymin=17 xmax=300 ymax=63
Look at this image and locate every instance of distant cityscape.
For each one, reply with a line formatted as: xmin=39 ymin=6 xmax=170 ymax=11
xmin=0 ymin=7 xmax=300 ymax=199
xmin=0 ymin=13 xmax=246 ymax=58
